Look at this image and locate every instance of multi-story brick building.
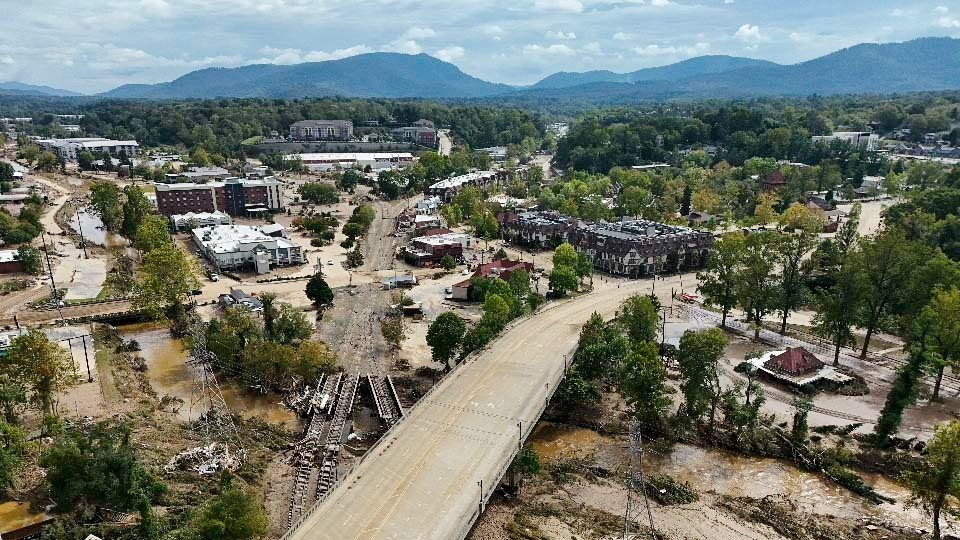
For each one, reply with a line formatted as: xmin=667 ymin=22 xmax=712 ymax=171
xmin=402 ymin=232 xmax=472 ymax=266
xmin=154 ymin=177 xmax=282 ymax=217
xmin=571 ymin=219 xmax=714 ymax=277
xmin=289 ymin=120 xmax=354 ymax=141
xmin=392 ymin=125 xmax=437 ymax=147
xmin=499 ymin=210 xmax=577 ymax=248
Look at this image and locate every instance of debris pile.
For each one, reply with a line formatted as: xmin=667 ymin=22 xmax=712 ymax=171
xmin=164 ymin=443 xmax=244 ymax=475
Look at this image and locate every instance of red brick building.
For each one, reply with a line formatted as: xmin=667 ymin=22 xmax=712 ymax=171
xmin=155 ymin=177 xmax=282 ymax=217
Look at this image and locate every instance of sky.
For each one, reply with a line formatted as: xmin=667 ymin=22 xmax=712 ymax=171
xmin=1 ymin=0 xmax=959 ymax=94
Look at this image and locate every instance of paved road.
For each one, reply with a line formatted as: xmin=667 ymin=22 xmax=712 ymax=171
xmin=287 ymin=279 xmax=648 ymax=540
xmin=437 ymin=130 xmax=452 ymax=157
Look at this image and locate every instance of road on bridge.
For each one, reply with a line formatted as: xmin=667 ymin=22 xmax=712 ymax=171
xmin=287 ymin=279 xmax=648 ymax=540
xmin=0 ymin=299 xmax=135 ymax=328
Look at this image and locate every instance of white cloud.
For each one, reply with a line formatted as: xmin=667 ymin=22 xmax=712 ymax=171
xmin=582 ymin=42 xmax=602 ymax=55
xmin=140 ymin=0 xmax=174 ymax=17
xmin=632 ymin=42 xmax=709 ymax=56
xmin=789 ymin=31 xmax=813 ymax=43
xmin=534 ymin=0 xmax=583 ymax=14
xmin=435 ymin=46 xmax=465 ymax=62
xmin=522 ymin=43 xmax=577 ymax=56
xmin=254 ymin=44 xmax=371 ymax=65
xmin=935 ymin=6 xmax=949 ymax=13
xmin=402 ymin=26 xmax=436 ymax=40
xmin=939 ymin=16 xmax=960 ymax=28
xmin=650 ymin=0 xmax=674 ymax=6
xmin=385 ymin=39 xmax=423 ymax=54
xmin=724 ymin=0 xmax=734 ymax=4
xmin=734 ymin=23 xmax=767 ymax=43
xmin=481 ymin=24 xmax=504 ymax=41
xmin=613 ymin=32 xmax=632 ymax=41
xmin=545 ymin=30 xmax=577 ymax=40
xmin=0 ymin=56 xmax=15 ymax=65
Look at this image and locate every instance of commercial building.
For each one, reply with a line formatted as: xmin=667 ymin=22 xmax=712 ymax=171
xmin=165 ymin=166 xmax=231 ymax=182
xmin=154 ymin=177 xmax=282 ymax=217
xmin=812 ymin=131 xmax=880 ymax=151
xmin=425 ymin=171 xmax=502 ymax=202
xmin=289 ymin=120 xmax=354 ymax=141
xmin=287 ymin=152 xmax=414 ymax=172
xmin=169 ymin=211 xmax=233 ymax=231
xmin=499 ymin=210 xmax=577 ymax=248
xmin=37 ymin=137 xmax=139 ymax=161
xmin=192 ymin=224 xmax=304 ymax=274
xmin=391 ymin=125 xmax=436 ymax=146
xmin=402 ymin=232 xmax=472 ymax=266
xmin=571 ymin=219 xmax=713 ymax=277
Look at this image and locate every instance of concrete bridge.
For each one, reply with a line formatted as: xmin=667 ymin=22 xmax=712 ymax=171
xmin=285 ymin=280 xmax=647 ymax=540
xmin=0 ymin=299 xmax=141 ymax=328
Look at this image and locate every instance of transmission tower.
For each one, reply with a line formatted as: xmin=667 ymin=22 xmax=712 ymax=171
xmin=186 ymin=317 xmax=244 ymax=458
xmin=624 ymin=420 xmax=656 ymax=539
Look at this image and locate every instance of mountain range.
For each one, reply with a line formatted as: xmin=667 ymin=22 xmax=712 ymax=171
xmin=0 ymin=81 xmax=82 ymax=97
xmin=5 ymin=37 xmax=960 ymax=101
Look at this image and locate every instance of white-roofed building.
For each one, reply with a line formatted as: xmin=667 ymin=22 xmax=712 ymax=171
xmin=37 ymin=137 xmax=139 ymax=161
xmin=425 ymin=171 xmax=500 ymax=202
xmin=170 ymin=211 xmax=233 ymax=231
xmin=287 ymin=152 xmax=414 ymax=172
xmin=192 ymin=224 xmax=304 ymax=274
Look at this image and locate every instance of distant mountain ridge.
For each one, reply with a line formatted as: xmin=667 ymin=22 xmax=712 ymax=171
xmin=530 ymin=55 xmax=780 ymax=89
xmin=10 ymin=37 xmax=960 ymax=102
xmin=0 ymin=81 xmax=82 ymax=97
xmin=102 ymin=53 xmax=514 ymax=99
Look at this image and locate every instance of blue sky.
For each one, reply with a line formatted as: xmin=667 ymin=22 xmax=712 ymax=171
xmin=1 ymin=0 xmax=959 ymax=94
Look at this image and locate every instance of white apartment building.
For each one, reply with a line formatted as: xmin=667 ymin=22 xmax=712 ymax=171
xmin=37 ymin=137 xmax=140 ymax=161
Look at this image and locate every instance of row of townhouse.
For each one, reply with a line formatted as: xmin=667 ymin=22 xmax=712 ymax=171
xmin=154 ymin=177 xmax=283 ymax=217
xmin=500 ymin=211 xmax=714 ymax=277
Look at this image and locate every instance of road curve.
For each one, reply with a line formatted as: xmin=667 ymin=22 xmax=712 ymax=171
xmin=287 ymin=281 xmax=646 ymax=540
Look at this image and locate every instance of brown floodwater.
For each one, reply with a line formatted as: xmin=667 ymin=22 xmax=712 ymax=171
xmin=0 ymin=501 xmax=48 ymax=534
xmin=69 ymin=207 xmax=126 ymax=247
xmin=118 ymin=323 xmax=301 ymax=429
xmin=528 ymin=422 xmax=942 ymax=533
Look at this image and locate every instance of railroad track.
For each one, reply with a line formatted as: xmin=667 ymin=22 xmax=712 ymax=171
xmin=288 ymin=373 xmax=343 ymax=527
xmin=367 ymin=373 xmax=403 ymax=425
xmin=315 ymin=373 xmax=359 ymax=502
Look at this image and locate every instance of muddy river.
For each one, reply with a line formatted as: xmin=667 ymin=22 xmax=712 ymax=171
xmin=118 ymin=323 xmax=301 ymax=429
xmin=530 ymin=422 xmax=941 ymax=533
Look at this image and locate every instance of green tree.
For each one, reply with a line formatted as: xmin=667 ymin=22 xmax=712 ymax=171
xmin=189 ymin=147 xmax=212 ymax=167
xmin=426 ymin=312 xmax=466 ymax=368
xmin=89 ymin=182 xmax=123 ymax=232
xmin=345 ymin=247 xmax=364 ymax=268
xmin=735 ymin=231 xmax=778 ymax=340
xmin=791 ymin=396 xmax=813 ymax=445
xmin=121 ymin=184 xmax=151 ymax=238
xmin=552 ymin=242 xmax=578 ymax=269
xmin=134 ymin=244 xmax=200 ymax=320
xmin=191 ymin=474 xmax=268 ymax=540
xmin=439 ymin=254 xmax=456 ymax=271
xmin=305 ymin=275 xmax=334 ymax=307
xmin=904 ymin=420 xmax=960 ymax=540
xmin=621 ymin=341 xmax=671 ymax=433
xmin=553 ymin=369 xmax=600 ymax=411
xmin=77 ymin=151 xmax=95 ymax=171
xmin=36 ymin=151 xmax=59 ymax=172
xmin=40 ymin=422 xmax=165 ymax=513
xmin=133 ymin=215 xmax=172 ymax=253
xmin=812 ymin=266 xmax=864 ymax=367
xmin=774 ymin=230 xmax=817 ymax=334
xmin=619 ymin=294 xmax=659 ymax=344
xmin=471 ymin=208 xmax=499 ymax=240
xmin=697 ymin=233 xmax=745 ymax=327
xmin=852 ymin=230 xmax=925 ymax=358
xmin=678 ymin=328 xmax=728 ymax=436
xmin=0 ymin=420 xmax=24 ymax=495
xmin=548 ymin=265 xmax=578 ymax=296
xmin=481 ymin=293 xmax=512 ymax=331
xmin=15 ymin=245 xmax=42 ymax=275
xmin=7 ymin=330 xmax=72 ymax=418
xmin=299 ymin=182 xmax=340 ymax=204
xmin=262 ymin=296 xmax=311 ymax=345
xmin=381 ymin=316 xmax=406 ymax=350
xmin=925 ymin=289 xmax=960 ymax=401
xmin=873 ymin=314 xmax=936 ymax=446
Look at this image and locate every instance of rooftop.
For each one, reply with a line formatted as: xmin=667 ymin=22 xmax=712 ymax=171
xmin=428 ymin=171 xmax=496 ymax=191
xmin=194 ymin=224 xmax=300 ymax=254
xmin=154 ymin=177 xmax=279 ymax=191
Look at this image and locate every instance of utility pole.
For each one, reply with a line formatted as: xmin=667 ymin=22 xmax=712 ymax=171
xmin=624 ymin=421 xmax=656 ymax=539
xmin=39 ymin=228 xmax=57 ymax=298
xmin=76 ymin=209 xmax=88 ymax=258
